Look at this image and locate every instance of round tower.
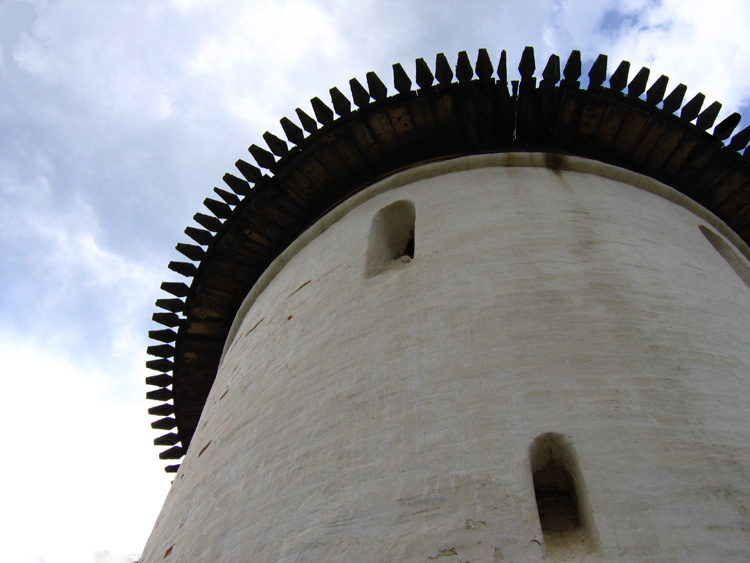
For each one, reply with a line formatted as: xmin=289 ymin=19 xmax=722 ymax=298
xmin=142 ymin=48 xmax=750 ymax=561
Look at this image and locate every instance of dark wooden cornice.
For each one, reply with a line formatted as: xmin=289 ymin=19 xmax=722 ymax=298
xmin=146 ymin=47 xmax=750 ymax=472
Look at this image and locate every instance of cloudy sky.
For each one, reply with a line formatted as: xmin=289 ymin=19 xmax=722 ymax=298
xmin=2 ymin=0 xmax=750 ymax=561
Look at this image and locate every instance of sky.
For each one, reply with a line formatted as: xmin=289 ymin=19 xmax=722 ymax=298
xmin=1 ymin=0 xmax=749 ymax=561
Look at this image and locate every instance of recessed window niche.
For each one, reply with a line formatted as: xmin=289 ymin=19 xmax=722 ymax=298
xmin=699 ymin=225 xmax=750 ymax=290
xmin=366 ymin=200 xmax=415 ymax=277
xmin=530 ymin=433 xmax=597 ymax=558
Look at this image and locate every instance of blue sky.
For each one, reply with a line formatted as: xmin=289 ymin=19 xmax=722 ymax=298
xmin=2 ymin=0 xmax=750 ymax=561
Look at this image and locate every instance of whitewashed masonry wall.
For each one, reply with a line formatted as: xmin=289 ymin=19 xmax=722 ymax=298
xmin=142 ymin=154 xmax=750 ymax=562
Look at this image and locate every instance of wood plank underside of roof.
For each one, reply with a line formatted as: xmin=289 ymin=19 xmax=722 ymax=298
xmin=156 ymin=75 xmax=750 ymax=462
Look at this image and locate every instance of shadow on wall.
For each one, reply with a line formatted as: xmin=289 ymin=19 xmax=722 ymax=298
xmin=699 ymin=225 xmax=750 ymax=290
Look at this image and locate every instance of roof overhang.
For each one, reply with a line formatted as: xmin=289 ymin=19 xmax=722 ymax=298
xmin=146 ymin=47 xmax=750 ymax=471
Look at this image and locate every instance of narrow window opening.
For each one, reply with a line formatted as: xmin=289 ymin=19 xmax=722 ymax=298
xmin=366 ymin=200 xmax=415 ymax=277
xmin=530 ymin=433 xmax=597 ymax=558
xmin=699 ymin=225 xmax=750 ymax=290
xmin=534 ymin=459 xmax=579 ymax=533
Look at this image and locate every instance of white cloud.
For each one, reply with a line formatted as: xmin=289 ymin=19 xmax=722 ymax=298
xmin=544 ymin=0 xmax=750 ymax=119
xmin=609 ymin=0 xmax=750 ymax=112
xmin=0 ymin=161 xmax=166 ymax=563
xmin=13 ymin=1 xmax=183 ymax=121
xmin=0 ymin=332 xmax=169 ymax=563
xmin=0 ymin=161 xmax=163 ymax=359
xmin=180 ymin=0 xmax=350 ymax=133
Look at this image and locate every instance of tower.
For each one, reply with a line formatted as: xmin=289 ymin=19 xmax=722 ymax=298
xmin=141 ymin=48 xmax=750 ymax=561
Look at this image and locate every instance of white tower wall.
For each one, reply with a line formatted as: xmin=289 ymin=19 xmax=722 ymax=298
xmin=142 ymin=154 xmax=750 ymax=561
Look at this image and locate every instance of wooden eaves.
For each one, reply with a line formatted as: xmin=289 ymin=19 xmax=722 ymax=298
xmin=146 ymin=47 xmax=750 ymax=472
